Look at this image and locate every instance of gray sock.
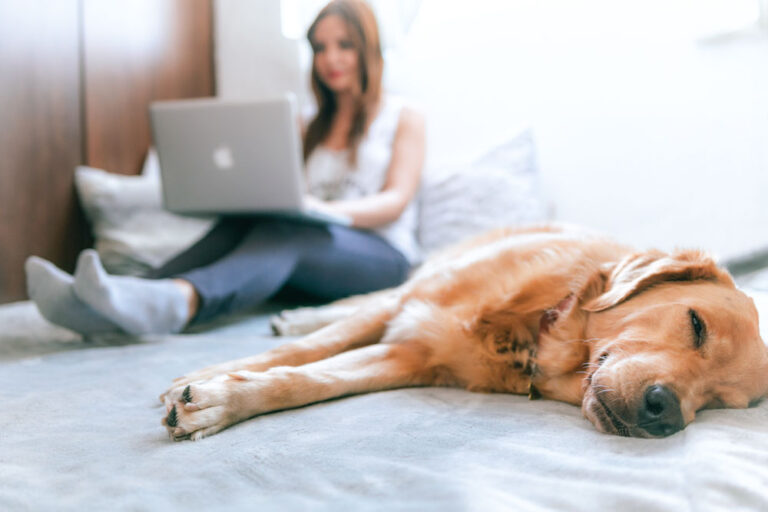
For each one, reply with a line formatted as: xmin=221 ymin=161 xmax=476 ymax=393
xmin=25 ymin=256 xmax=121 ymax=335
xmin=73 ymin=250 xmax=190 ymax=335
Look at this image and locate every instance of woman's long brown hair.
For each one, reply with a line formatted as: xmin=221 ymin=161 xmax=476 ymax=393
xmin=303 ymin=0 xmax=383 ymax=165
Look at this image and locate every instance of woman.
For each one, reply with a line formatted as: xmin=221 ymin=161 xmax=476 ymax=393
xmin=25 ymin=0 xmax=425 ymax=336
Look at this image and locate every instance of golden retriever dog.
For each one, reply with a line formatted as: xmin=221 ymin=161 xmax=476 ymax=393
xmin=160 ymin=225 xmax=768 ymax=440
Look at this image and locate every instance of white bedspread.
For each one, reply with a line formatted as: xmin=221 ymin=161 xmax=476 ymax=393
xmin=2 ymin=293 xmax=768 ymax=511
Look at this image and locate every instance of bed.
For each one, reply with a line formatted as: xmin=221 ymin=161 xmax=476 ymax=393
xmin=2 ymin=281 xmax=768 ymax=510
xmin=5 ymin=126 xmax=768 ymax=510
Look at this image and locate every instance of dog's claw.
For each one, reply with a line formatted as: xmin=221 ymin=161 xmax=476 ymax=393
xmin=182 ymin=385 xmax=192 ymax=403
xmin=270 ymin=315 xmax=283 ymax=336
xmin=166 ymin=405 xmax=178 ymax=427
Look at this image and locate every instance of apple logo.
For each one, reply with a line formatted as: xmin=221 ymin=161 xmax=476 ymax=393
xmin=212 ymin=145 xmax=234 ymax=170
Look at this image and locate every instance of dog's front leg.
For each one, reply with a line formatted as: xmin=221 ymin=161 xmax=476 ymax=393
xmin=161 ymin=299 xmax=400 ymax=401
xmin=162 ymin=343 xmax=429 ymax=441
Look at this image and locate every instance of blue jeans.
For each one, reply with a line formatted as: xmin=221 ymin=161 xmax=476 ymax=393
xmin=149 ymin=217 xmax=410 ymax=325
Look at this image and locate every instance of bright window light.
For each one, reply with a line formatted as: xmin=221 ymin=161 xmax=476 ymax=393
xmin=694 ymin=0 xmax=762 ymax=35
xmin=280 ymin=0 xmax=329 ymax=40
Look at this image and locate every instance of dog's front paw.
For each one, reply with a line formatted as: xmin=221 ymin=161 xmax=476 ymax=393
xmin=269 ymin=305 xmax=348 ymax=336
xmin=161 ymin=372 xmax=251 ymax=441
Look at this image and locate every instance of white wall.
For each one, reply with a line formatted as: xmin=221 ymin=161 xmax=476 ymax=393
xmin=214 ymin=0 xmax=303 ymax=100
xmin=214 ymin=0 xmax=768 ymax=261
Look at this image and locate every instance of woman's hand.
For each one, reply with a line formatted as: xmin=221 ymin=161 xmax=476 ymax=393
xmin=304 ymin=195 xmax=353 ymax=226
xmin=304 ymin=195 xmax=338 ymax=216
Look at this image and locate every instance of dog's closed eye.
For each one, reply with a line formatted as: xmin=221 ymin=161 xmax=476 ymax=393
xmin=689 ymin=309 xmax=707 ymax=349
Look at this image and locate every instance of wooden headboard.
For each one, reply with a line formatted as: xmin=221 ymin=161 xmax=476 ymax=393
xmin=0 ymin=0 xmax=214 ymax=303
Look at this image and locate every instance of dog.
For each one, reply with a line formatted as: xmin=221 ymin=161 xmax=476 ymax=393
xmin=160 ymin=225 xmax=768 ymax=440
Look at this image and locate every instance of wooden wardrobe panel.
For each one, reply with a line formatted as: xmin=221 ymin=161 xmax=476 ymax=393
xmin=0 ymin=0 xmax=85 ymax=303
xmin=82 ymin=0 xmax=215 ymax=175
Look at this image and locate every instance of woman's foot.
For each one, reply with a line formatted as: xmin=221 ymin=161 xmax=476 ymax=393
xmin=73 ymin=250 xmax=190 ymax=335
xmin=25 ymin=256 xmax=121 ymax=335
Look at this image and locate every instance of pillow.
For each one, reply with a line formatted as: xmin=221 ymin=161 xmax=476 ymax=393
xmin=75 ymin=150 xmax=216 ymax=275
xmin=418 ymin=128 xmax=550 ymax=255
xmin=76 ymin=130 xmax=547 ymax=274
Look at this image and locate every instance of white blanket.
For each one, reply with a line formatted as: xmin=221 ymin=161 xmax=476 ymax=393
xmin=1 ymin=293 xmax=768 ymax=511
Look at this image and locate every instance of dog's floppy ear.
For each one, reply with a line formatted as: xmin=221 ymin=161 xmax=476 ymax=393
xmin=583 ymin=249 xmax=733 ymax=312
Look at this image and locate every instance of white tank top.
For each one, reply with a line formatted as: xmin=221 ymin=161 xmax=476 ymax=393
xmin=304 ymin=96 xmax=421 ymax=264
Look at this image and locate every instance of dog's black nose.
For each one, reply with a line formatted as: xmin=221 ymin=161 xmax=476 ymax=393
xmin=637 ymin=385 xmax=684 ymax=437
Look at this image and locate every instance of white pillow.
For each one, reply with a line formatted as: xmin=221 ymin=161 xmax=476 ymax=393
xmin=75 ymin=150 xmax=216 ymax=275
xmin=418 ymin=128 xmax=549 ymax=255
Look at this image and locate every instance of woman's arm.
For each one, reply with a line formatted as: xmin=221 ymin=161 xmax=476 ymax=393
xmin=310 ymin=106 xmax=426 ymax=229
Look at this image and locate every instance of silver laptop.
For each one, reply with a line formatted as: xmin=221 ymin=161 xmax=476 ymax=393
xmin=149 ymin=94 xmax=351 ymax=226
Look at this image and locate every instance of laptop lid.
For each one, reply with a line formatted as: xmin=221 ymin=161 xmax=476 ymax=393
xmin=150 ymin=95 xmax=306 ymax=215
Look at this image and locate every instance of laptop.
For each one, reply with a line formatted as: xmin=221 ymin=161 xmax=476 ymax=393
xmin=149 ymin=94 xmax=351 ymax=226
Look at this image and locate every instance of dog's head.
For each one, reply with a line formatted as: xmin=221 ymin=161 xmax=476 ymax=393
xmin=581 ymin=250 xmax=768 ymax=437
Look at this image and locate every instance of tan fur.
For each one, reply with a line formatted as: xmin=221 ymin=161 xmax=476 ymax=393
xmin=161 ymin=225 xmax=768 ymax=441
